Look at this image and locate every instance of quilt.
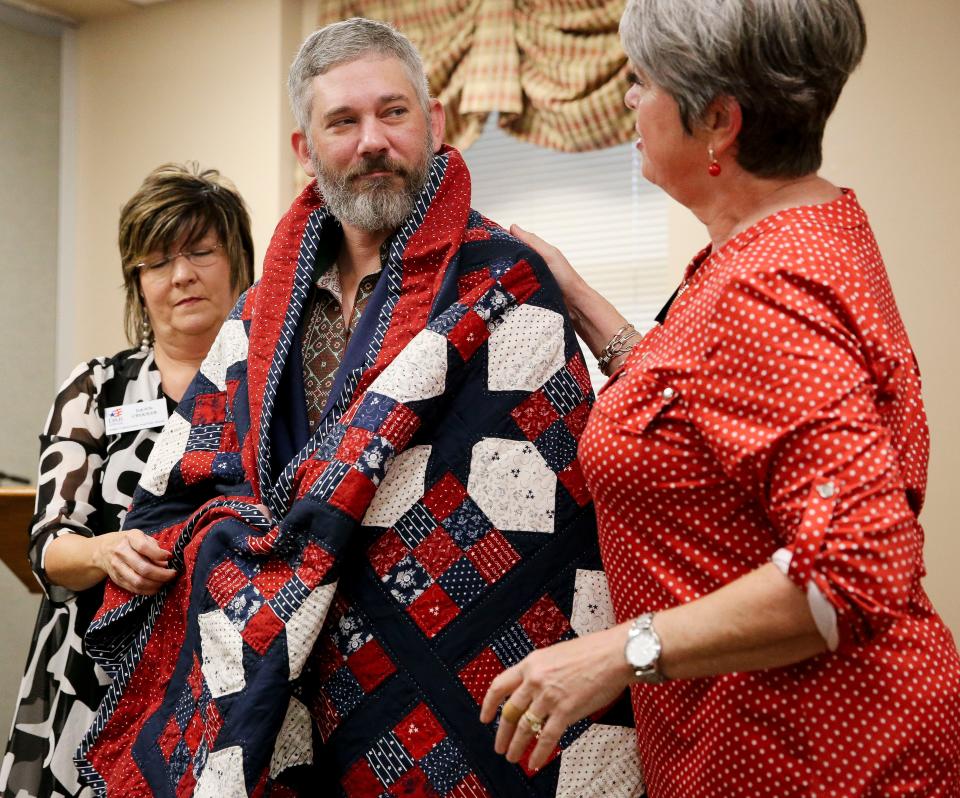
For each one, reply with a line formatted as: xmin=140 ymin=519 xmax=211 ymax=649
xmin=77 ymin=147 xmax=645 ymax=798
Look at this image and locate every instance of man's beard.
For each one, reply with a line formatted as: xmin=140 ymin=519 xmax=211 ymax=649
xmin=312 ymin=135 xmax=434 ymax=233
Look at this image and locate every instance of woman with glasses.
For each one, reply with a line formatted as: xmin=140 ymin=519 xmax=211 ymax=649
xmin=1 ymin=163 xmax=254 ymax=798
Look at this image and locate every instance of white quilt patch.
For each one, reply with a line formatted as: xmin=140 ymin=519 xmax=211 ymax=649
xmin=138 ymin=412 xmax=192 ymax=496
xmin=194 ymin=746 xmax=248 ymax=798
xmin=362 ymin=446 xmax=432 ymax=528
xmin=369 ymin=329 xmax=447 ymax=403
xmin=199 ymin=319 xmax=248 ymax=390
xmin=571 ymin=569 xmax=617 ymax=636
xmin=467 ymin=438 xmax=556 ymax=533
xmin=286 ymin=582 xmax=336 ymax=679
xmin=198 ymin=609 xmax=246 ymax=698
xmin=269 ymin=697 xmax=313 ymax=778
xmin=556 ymin=724 xmax=645 ymax=798
xmin=487 ymin=304 xmax=565 ymax=392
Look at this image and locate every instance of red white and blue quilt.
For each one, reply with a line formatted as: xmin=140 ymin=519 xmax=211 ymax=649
xmin=77 ymin=147 xmax=644 ymax=797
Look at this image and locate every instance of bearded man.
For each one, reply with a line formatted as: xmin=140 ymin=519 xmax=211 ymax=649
xmin=76 ymin=18 xmax=642 ymax=798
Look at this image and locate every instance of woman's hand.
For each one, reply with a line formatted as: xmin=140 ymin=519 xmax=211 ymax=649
xmin=511 ymin=224 xmax=630 ymax=359
xmin=510 ymin=225 xmax=586 ymax=310
xmin=92 ymin=529 xmax=177 ymax=595
xmin=480 ymin=623 xmax=633 ymax=771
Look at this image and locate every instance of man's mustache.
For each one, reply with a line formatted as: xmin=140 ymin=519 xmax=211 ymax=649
xmin=347 ymin=156 xmax=408 ymax=181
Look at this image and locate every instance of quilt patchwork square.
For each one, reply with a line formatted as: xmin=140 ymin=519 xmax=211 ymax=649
xmin=154 ymin=656 xmax=220 ymax=793
xmin=407 ymin=583 xmax=459 ymax=638
xmin=509 ymin=354 xmax=593 ymax=505
xmin=307 ymin=597 xmax=397 ymax=742
xmin=352 ymin=392 xmax=398 ymax=432
xmin=383 ymin=555 xmax=433 ymax=606
xmin=412 ymin=529 xmax=462 ymax=579
xmin=342 ymin=704 xmax=490 ymax=798
xmin=423 ymin=473 xmax=468 ymax=521
xmin=192 ymin=392 xmax=227 ymax=425
xmin=370 ymin=473 xmax=522 ymax=638
xmin=436 ymin=558 xmax=486 ymax=607
xmin=455 ymin=593 xmax=586 ymax=774
xmin=443 ymin=498 xmax=489 ymax=549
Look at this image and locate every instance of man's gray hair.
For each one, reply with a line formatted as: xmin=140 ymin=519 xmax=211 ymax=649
xmin=288 ymin=17 xmax=431 ymax=133
xmin=620 ymin=0 xmax=866 ymax=178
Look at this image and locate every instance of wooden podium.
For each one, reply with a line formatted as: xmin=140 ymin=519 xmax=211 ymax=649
xmin=0 ymin=488 xmax=41 ymax=593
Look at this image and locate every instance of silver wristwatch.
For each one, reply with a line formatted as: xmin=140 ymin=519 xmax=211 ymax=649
xmin=624 ymin=613 xmax=667 ymax=684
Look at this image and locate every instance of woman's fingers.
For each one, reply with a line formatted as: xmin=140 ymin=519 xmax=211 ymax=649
xmin=504 ymin=692 xmax=551 ymax=763
xmin=510 ymin=225 xmax=565 ymax=270
xmin=509 ymin=224 xmax=581 ymax=305
xmin=480 ymin=664 xmax=524 ymax=723
xmin=527 ymin=711 xmax=567 ymax=771
xmin=126 ymin=528 xmax=172 ymax=564
xmin=509 ymin=223 xmax=550 ymax=250
xmin=493 ymin=684 xmax=536 ymax=755
xmin=482 ymin=628 xmax=635 ymax=769
xmin=118 ymin=549 xmax=177 ymax=583
xmin=105 ymin=532 xmax=176 ymax=593
xmin=111 ymin=558 xmax=167 ymax=595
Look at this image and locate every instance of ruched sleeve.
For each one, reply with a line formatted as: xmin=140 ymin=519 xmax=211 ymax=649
xmin=685 ymin=263 xmax=923 ymax=650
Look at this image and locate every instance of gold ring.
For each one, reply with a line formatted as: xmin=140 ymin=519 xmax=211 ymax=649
xmin=522 ymin=710 xmax=545 ymax=735
xmin=500 ymin=700 xmax=524 ymax=725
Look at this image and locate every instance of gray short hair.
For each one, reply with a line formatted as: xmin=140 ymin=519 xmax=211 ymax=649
xmin=620 ymin=0 xmax=866 ymax=178
xmin=288 ymin=17 xmax=431 ymax=133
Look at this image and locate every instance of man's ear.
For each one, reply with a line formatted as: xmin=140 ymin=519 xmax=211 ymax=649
xmin=291 ymin=130 xmax=316 ymax=177
xmin=429 ymin=98 xmax=446 ymax=152
xmin=701 ymin=95 xmax=742 ymax=158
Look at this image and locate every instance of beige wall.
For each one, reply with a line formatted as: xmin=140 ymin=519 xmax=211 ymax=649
xmin=0 ymin=19 xmax=60 ymax=485
xmin=668 ymin=0 xmax=960 ymax=632
xmin=0 ymin=14 xmax=59 ymax=740
xmin=66 ymin=0 xmax=303 ymax=365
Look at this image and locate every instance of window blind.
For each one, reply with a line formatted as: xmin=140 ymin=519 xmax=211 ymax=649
xmin=462 ymin=115 xmax=669 ymax=389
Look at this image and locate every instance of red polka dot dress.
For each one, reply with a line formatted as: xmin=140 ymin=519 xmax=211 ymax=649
xmin=579 ymin=191 xmax=960 ymax=797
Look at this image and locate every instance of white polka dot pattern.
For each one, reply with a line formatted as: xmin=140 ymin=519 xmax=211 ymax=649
xmin=138 ymin=412 xmax=191 ymax=497
xmin=579 ymin=191 xmax=960 ymax=796
xmin=467 ymin=437 xmax=556 ymax=532
xmin=362 ymin=445 xmax=432 ymax=528
xmin=197 ymin=610 xmax=246 ymax=698
xmin=369 ymin=328 xmax=448 ymax=403
xmin=286 ymin=583 xmax=337 ymax=680
xmin=193 ymin=746 xmax=247 ymax=797
xmin=269 ymin=697 xmax=313 ymax=778
xmin=487 ymin=304 xmax=566 ymax=391
xmin=199 ymin=319 xmax=249 ymax=391
xmin=556 ymin=724 xmax=645 ymax=798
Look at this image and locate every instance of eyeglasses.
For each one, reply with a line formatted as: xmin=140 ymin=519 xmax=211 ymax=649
xmin=134 ymin=243 xmax=225 ymax=280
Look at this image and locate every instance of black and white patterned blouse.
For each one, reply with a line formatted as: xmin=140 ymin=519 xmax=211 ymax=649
xmin=1 ymin=347 xmax=174 ymax=798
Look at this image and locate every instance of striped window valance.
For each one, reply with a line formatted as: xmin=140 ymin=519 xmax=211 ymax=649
xmin=308 ymin=0 xmax=635 ymax=153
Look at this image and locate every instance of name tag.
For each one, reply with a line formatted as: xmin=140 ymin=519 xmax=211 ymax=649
xmin=105 ymin=398 xmax=169 ymax=435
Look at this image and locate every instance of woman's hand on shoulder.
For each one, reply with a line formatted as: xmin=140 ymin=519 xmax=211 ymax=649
xmin=510 ymin=225 xmax=585 ymax=308
xmin=93 ymin=529 xmax=177 ymax=595
xmin=480 ymin=623 xmax=634 ymax=771
xmin=511 ymin=224 xmax=630 ymax=358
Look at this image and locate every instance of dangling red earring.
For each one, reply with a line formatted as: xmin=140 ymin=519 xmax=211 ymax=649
xmin=708 ymin=146 xmax=721 ymax=177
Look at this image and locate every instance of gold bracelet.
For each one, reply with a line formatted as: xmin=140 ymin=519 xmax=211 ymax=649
xmin=597 ymin=323 xmax=640 ymax=376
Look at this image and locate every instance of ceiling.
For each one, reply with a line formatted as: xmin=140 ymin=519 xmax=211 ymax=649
xmin=2 ymin=0 xmax=171 ymax=24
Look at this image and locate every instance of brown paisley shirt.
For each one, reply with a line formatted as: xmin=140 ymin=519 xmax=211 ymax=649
xmin=301 ymin=260 xmax=382 ymax=432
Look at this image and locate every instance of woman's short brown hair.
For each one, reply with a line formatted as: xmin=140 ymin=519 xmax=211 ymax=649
xmin=119 ymin=163 xmax=255 ymax=346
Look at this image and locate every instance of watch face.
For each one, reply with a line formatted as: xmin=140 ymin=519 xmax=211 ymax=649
xmin=626 ymin=632 xmax=659 ymax=668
